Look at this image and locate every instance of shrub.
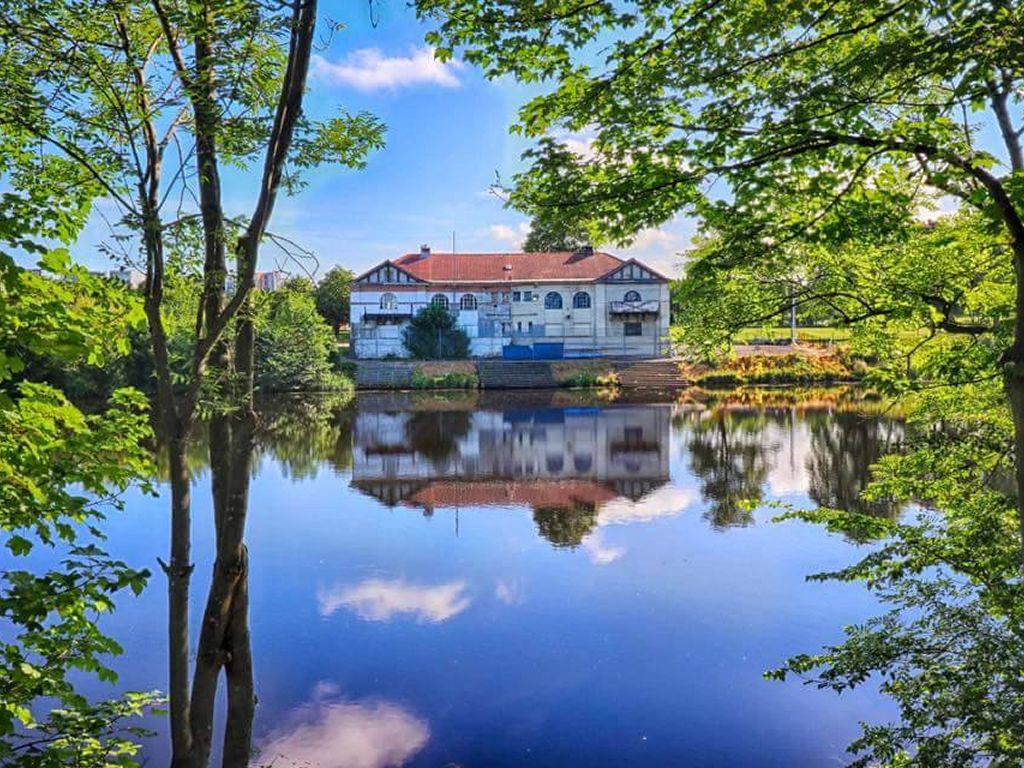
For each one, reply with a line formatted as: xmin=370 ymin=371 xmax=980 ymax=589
xmin=410 ymin=369 xmax=479 ymax=390
xmin=402 ymin=303 xmax=471 ymax=359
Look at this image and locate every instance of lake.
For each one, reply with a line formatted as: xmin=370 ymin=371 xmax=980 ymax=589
xmin=93 ymin=387 xmax=903 ymax=767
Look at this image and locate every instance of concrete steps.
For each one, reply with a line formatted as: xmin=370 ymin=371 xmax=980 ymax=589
xmin=355 ymin=361 xmax=417 ymax=389
xmin=477 ymin=361 xmax=558 ymax=389
xmin=615 ymin=360 xmax=688 ymax=389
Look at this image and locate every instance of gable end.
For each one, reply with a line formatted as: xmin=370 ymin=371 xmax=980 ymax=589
xmin=597 ymin=259 xmax=667 ymax=283
xmin=355 ymin=261 xmax=425 ymax=286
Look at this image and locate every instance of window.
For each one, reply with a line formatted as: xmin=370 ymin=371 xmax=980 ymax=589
xmin=624 ymin=321 xmax=643 ymax=336
xmin=517 ymin=321 xmax=523 ymax=332
xmin=490 ymin=291 xmax=501 ymax=304
xmin=502 ymin=292 xmax=511 ymax=303
xmin=431 ymin=294 xmax=449 ymax=309
xmin=544 ymin=291 xmax=563 ymax=309
xmin=572 ymin=291 xmax=591 ymax=309
xmin=380 ymin=292 xmax=397 ymax=310
xmin=623 ymin=290 xmax=642 ymax=303
xmin=460 ymin=293 xmax=477 ymax=310
xmin=528 ymin=321 xmax=534 ymax=333
xmin=523 ymin=290 xmax=533 ymax=302
xmin=513 ymin=291 xmax=522 ymax=302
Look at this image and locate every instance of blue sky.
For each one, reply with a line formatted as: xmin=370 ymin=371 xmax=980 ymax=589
xmin=69 ymin=0 xmax=695 ymax=279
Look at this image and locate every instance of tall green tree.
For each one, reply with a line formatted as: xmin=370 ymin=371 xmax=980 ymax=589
xmin=402 ymin=302 xmax=472 ymax=360
xmin=415 ymin=0 xmax=1024 ymax=526
xmin=0 ymin=2 xmax=384 ymax=766
xmin=314 ymin=266 xmax=354 ymax=332
xmin=522 ymin=215 xmax=592 ymax=252
xmin=415 ymin=1 xmax=1024 ymax=763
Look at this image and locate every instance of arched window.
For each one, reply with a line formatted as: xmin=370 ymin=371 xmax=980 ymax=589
xmin=572 ymin=291 xmax=591 ymax=309
xmin=431 ymin=294 xmax=449 ymax=309
xmin=460 ymin=293 xmax=477 ymax=310
xmin=544 ymin=291 xmax=563 ymax=309
xmin=623 ymin=290 xmax=642 ymax=303
xmin=380 ymin=292 xmax=397 ymax=310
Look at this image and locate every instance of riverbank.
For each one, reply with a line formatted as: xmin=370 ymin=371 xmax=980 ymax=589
xmin=352 ymin=346 xmax=861 ymax=391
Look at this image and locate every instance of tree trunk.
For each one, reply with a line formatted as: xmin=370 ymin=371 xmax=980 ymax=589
xmin=166 ymin=432 xmax=194 ymax=767
xmin=1005 ymin=245 xmax=1024 ymax=574
xmin=221 ymin=544 xmax=254 ymax=768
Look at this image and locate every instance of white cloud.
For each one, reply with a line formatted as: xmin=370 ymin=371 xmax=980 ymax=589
xmin=487 ymin=221 xmax=530 ymax=247
xmin=318 ymin=578 xmax=471 ymax=623
xmin=597 ymin=486 xmax=697 ymax=526
xmin=259 ymin=683 xmax=429 ymax=768
xmin=554 ymin=129 xmax=598 ymax=160
xmin=312 ymin=47 xmax=464 ymax=92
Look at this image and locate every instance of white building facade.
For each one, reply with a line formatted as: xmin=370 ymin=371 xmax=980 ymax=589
xmin=350 ymin=246 xmax=671 ymax=359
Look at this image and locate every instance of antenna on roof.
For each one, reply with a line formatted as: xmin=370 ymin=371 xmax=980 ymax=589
xmin=452 ymin=230 xmax=456 ymax=254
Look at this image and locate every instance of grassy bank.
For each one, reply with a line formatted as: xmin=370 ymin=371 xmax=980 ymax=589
xmin=693 ymin=351 xmax=859 ymax=387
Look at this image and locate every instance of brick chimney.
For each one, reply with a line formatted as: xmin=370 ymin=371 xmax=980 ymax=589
xmin=577 ymin=245 xmax=594 ymax=257
xmin=419 ymin=244 xmax=431 ymax=259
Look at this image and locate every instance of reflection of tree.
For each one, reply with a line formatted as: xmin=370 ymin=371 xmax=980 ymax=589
xmin=686 ymin=411 xmax=779 ymax=529
xmin=152 ymin=393 xmax=355 ymax=480
xmin=404 ymin=410 xmax=472 ymax=465
xmin=533 ymin=503 xmax=598 ymax=547
xmin=255 ymin=394 xmax=355 ymax=479
xmin=806 ymin=411 xmax=902 ymax=520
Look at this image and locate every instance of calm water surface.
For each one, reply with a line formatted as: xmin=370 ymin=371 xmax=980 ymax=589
xmin=97 ymin=388 xmax=903 ymax=767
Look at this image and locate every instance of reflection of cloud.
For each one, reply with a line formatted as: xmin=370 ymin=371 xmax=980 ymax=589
xmin=260 ymin=682 xmax=429 ymax=768
xmin=311 ymin=47 xmax=463 ymax=91
xmin=495 ymin=577 xmax=525 ymax=605
xmin=318 ymin=578 xmax=471 ymax=623
xmin=766 ymin=423 xmax=812 ymax=495
xmin=598 ymin=486 xmax=696 ymax=526
xmin=582 ymin=531 xmax=625 ymax=565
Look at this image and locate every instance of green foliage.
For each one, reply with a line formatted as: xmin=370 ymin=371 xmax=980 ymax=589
xmin=695 ymin=353 xmax=855 ymax=387
xmin=410 ymin=368 xmax=478 ymax=390
xmin=254 ymin=282 xmax=350 ymax=392
xmin=0 ymin=256 xmax=159 ymax=767
xmin=522 ymin=215 xmax=592 ymax=252
xmin=314 ymin=267 xmax=354 ymax=332
xmin=402 ymin=302 xmax=471 ymax=360
xmin=414 ymin=1 xmax=1024 ymax=762
xmin=533 ymin=505 xmax=598 ymax=548
xmin=560 ymin=369 xmax=620 ymax=389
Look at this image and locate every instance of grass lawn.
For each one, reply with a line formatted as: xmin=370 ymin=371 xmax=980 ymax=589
xmin=735 ymin=326 xmax=852 ymax=343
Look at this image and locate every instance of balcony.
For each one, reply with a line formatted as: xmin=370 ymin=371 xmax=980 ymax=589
xmin=608 ymin=300 xmax=660 ymax=316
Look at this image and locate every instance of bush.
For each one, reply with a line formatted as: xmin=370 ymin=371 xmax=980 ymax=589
xmin=402 ymin=302 xmax=471 ymax=359
xmin=560 ymin=369 xmax=621 ymax=389
xmin=410 ymin=369 xmax=478 ymax=390
xmin=254 ymin=285 xmax=349 ymax=392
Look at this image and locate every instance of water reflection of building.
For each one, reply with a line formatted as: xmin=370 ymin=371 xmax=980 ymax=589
xmin=351 ymin=405 xmax=671 ymax=516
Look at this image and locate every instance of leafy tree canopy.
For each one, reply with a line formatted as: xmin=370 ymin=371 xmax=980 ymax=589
xmin=315 ymin=266 xmax=354 ymax=332
xmin=402 ymin=302 xmax=471 ymax=360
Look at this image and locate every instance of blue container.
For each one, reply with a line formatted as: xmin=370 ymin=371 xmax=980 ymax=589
xmin=502 ymin=344 xmax=534 ymax=360
xmin=532 ymin=342 xmax=564 ymax=360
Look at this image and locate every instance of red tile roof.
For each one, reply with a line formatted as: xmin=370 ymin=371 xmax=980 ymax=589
xmin=404 ymin=479 xmax=620 ymax=509
xmin=392 ymin=250 xmax=624 ymax=283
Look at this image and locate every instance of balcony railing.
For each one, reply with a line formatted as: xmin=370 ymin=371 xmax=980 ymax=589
xmin=608 ymin=300 xmax=660 ymax=315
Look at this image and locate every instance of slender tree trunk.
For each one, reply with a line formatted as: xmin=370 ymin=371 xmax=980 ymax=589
xmin=166 ymin=431 xmax=194 ymax=767
xmin=1004 ymin=245 xmax=1024 ymax=574
xmin=221 ymin=543 xmax=254 ymax=768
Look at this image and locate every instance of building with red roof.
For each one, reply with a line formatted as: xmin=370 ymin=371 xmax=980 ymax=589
xmin=350 ymin=245 xmax=671 ymax=358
